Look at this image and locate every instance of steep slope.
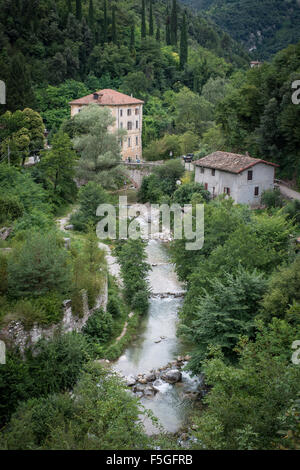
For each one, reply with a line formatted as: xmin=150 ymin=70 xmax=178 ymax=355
xmin=180 ymin=0 xmax=300 ymax=58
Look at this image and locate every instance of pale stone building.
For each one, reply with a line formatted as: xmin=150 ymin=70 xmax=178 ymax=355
xmin=69 ymin=89 xmax=144 ymax=161
xmin=194 ymin=151 xmax=278 ymax=206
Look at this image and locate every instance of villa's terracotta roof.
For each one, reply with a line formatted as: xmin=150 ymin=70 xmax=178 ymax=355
xmin=69 ymin=89 xmax=144 ymax=106
xmin=193 ymin=151 xmax=279 ymax=174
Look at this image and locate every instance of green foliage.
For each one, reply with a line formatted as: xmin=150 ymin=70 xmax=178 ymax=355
xmin=181 ymin=266 xmax=267 ymax=371
xmin=0 ymin=108 xmax=44 ymax=165
xmin=216 ymin=42 xmax=300 ymax=178
xmin=115 ymin=238 xmax=150 ymax=313
xmin=183 ymin=0 xmax=300 ymax=59
xmin=173 ymin=182 xmax=210 ymax=205
xmin=0 ymin=253 xmax=8 ymax=295
xmin=0 ymin=333 xmax=89 ymax=427
xmin=70 ymin=181 xmax=109 ymax=231
xmin=0 ymin=165 xmax=54 ymax=233
xmin=0 ymin=195 xmax=23 ymax=224
xmin=261 ymin=256 xmax=300 ymax=322
xmin=7 ymin=231 xmax=71 ymax=299
xmin=71 ymin=226 xmax=107 ymax=312
xmin=72 ymin=105 xmax=124 ymax=189
xmin=283 ymin=199 xmax=300 ymax=225
xmin=261 ymin=188 xmax=283 ymax=209
xmin=138 ymin=159 xmax=186 ymax=203
xmin=107 ymin=291 xmax=123 ymax=318
xmin=192 ymin=319 xmax=300 ymax=449
xmin=83 ymin=309 xmax=113 ymax=343
xmin=0 ymin=363 xmax=150 ymax=450
xmin=39 ymin=131 xmax=77 ymax=204
xmin=1 ymin=293 xmax=64 ymax=330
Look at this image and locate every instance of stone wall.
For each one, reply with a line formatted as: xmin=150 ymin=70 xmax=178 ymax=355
xmin=0 ymin=278 xmax=108 ymax=355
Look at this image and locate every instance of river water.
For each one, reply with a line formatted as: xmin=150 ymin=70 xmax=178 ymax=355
xmin=114 ymin=239 xmax=196 ymax=434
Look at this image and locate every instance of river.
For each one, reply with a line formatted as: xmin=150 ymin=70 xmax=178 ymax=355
xmin=114 ymin=239 xmax=198 ymax=435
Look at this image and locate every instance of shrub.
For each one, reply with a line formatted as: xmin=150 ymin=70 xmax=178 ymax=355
xmin=33 ymin=292 xmax=64 ymax=325
xmin=131 ymin=290 xmax=149 ymax=314
xmin=173 ymin=182 xmax=210 ymax=205
xmin=70 ymin=182 xmax=109 ymax=231
xmin=0 ymin=195 xmax=23 ymax=224
xmin=28 ymin=333 xmax=89 ymax=396
xmin=261 ymin=188 xmax=283 ymax=208
xmin=7 ymin=231 xmax=71 ymax=299
xmin=0 ymin=253 xmax=8 ymax=296
xmin=107 ymin=292 xmax=123 ymax=318
xmin=83 ymin=309 xmax=113 ymax=343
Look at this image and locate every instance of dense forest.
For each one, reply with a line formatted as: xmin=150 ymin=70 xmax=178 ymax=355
xmin=181 ymin=0 xmax=300 ymax=58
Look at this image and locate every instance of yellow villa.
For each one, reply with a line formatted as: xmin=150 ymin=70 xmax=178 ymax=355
xmin=69 ymin=89 xmax=144 ymax=161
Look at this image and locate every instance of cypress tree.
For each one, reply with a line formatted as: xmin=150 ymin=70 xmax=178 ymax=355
xmin=170 ymin=0 xmax=177 ymax=46
xmin=180 ymin=12 xmax=188 ymax=69
xmin=141 ymin=0 xmax=146 ymax=39
xmin=156 ymin=20 xmax=161 ymax=42
xmin=130 ymin=23 xmax=135 ymax=53
xmin=88 ymin=0 xmax=94 ymax=28
xmin=76 ymin=0 xmax=82 ymax=21
xmin=149 ymin=0 xmax=154 ymax=36
xmin=166 ymin=6 xmax=171 ymax=45
xmin=67 ymin=0 xmax=72 ymax=13
xmin=7 ymin=53 xmax=35 ymax=112
xmin=112 ymin=5 xmax=117 ymax=44
xmin=103 ymin=0 xmax=108 ymax=43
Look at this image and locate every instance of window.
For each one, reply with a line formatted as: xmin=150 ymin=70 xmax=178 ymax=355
xmin=120 ymin=122 xmax=123 ymax=129
xmin=127 ymin=109 xmax=131 ymax=116
xmin=224 ymin=187 xmax=230 ymax=196
xmin=136 ymin=121 xmax=139 ymax=129
xmin=120 ymin=109 xmax=123 ymax=117
xmin=128 ymin=137 xmax=131 ymax=147
xmin=135 ymin=108 xmax=139 ymax=115
xmin=136 ymin=136 xmax=138 ymax=146
xmin=248 ymin=170 xmax=253 ymax=181
xmin=254 ymin=186 xmax=259 ymax=196
xmin=127 ymin=122 xmax=132 ymax=130
xmin=200 ymin=167 xmax=204 ymax=174
xmin=211 ymin=169 xmax=215 ymax=176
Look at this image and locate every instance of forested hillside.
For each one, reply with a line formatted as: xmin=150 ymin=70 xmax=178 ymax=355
xmin=0 ymin=0 xmax=248 ymax=117
xmin=181 ymin=0 xmax=300 ymax=58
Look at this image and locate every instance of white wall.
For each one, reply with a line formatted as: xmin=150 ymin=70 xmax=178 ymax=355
xmin=195 ymin=163 xmax=275 ymax=205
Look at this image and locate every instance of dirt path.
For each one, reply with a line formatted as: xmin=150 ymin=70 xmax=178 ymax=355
xmin=115 ymin=312 xmax=134 ymax=343
xmin=56 ymin=206 xmax=78 ymax=232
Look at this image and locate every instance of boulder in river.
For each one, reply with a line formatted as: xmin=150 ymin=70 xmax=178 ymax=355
xmin=126 ymin=375 xmax=136 ymax=386
xmin=161 ymin=369 xmax=182 ymax=383
xmin=144 ymin=386 xmax=155 ymax=397
xmin=145 ymin=372 xmax=156 ymax=382
xmin=138 ymin=377 xmax=148 ymax=384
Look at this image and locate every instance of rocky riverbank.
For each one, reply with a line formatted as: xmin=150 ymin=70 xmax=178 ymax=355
xmin=121 ymin=355 xmax=209 ymax=401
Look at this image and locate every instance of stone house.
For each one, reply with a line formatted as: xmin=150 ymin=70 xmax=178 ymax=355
xmin=69 ymin=89 xmax=144 ymax=161
xmin=194 ymin=151 xmax=278 ymax=206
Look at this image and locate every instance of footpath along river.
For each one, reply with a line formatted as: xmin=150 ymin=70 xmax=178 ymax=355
xmin=114 ymin=238 xmax=200 ymax=435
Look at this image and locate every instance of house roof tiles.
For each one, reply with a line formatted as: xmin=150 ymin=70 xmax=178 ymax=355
xmin=69 ymin=89 xmax=144 ymax=106
xmin=193 ymin=151 xmax=278 ymax=174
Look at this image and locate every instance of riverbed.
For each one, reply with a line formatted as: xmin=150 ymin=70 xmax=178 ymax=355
xmin=113 ymin=239 xmax=196 ymax=434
